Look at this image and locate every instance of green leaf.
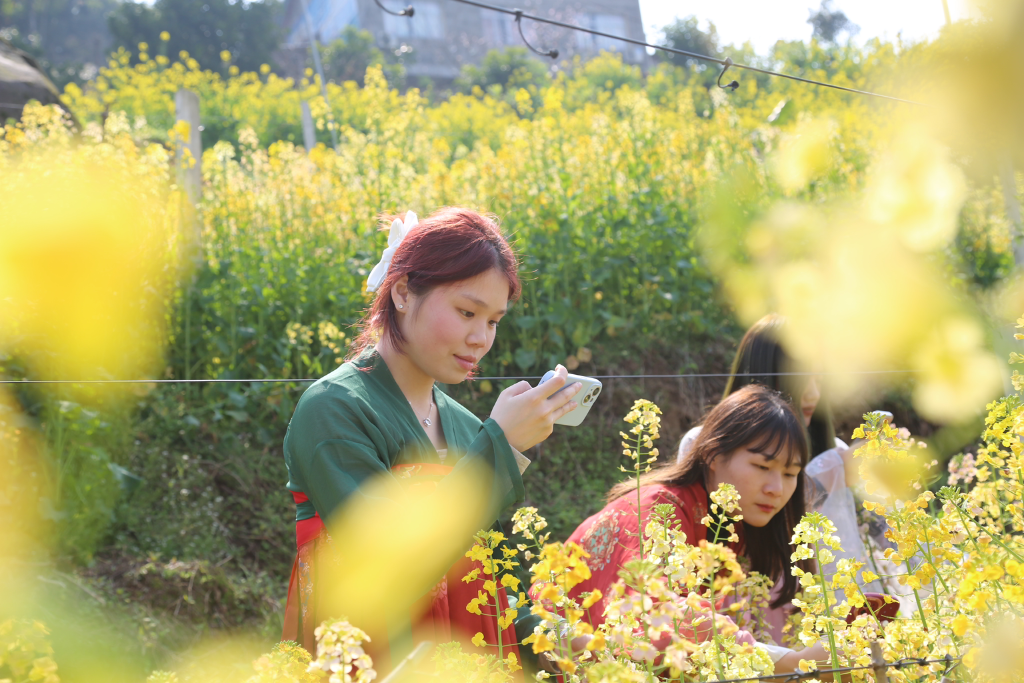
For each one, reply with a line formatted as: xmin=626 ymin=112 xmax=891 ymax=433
xmin=513 ymin=348 xmax=536 ymax=371
xmin=515 ymin=315 xmax=537 ymax=330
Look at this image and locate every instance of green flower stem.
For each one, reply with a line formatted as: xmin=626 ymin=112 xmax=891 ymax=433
xmin=705 ymin=575 xmax=725 ymax=681
xmin=492 ymin=583 xmax=504 ymax=667
xmin=889 ymin=512 xmax=930 ymax=634
xmin=636 ymin=430 xmax=644 ymax=561
xmin=986 ymin=533 xmax=1024 ymax=564
xmin=863 ymin=531 xmax=886 ymax=587
xmin=704 ymin=504 xmax=736 ymax=680
xmin=813 ymin=540 xmax=842 ymax=673
xmin=916 ymin=534 xmax=951 ymax=597
xmin=903 ymin=557 xmax=930 ymax=633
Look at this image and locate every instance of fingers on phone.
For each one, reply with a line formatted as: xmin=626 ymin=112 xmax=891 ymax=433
xmin=539 ymin=373 xmax=568 ymax=399
xmin=551 ymin=382 xmax=582 ymax=406
xmin=506 ymin=380 xmax=532 ymax=395
xmin=554 ymin=400 xmax=578 ymax=419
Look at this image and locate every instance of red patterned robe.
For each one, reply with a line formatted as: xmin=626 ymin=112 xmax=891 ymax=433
xmin=560 ymin=481 xmax=748 ymax=630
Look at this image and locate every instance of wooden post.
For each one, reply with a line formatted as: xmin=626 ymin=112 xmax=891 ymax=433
xmin=174 ymin=89 xmax=202 ymax=396
xmin=301 ymin=100 xmax=316 ymax=152
xmin=175 ymin=89 xmax=202 ymax=207
xmin=870 ymin=642 xmax=889 ymax=683
xmin=298 ymin=0 xmax=339 ymax=151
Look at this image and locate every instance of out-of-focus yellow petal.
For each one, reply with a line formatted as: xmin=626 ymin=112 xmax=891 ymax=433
xmin=0 ymin=122 xmax=175 ymax=395
xmin=321 ymin=468 xmax=490 ymax=634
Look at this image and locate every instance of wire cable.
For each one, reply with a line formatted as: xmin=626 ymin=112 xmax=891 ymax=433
xmin=443 ymin=0 xmax=924 ymax=106
xmin=679 ymin=655 xmax=959 ymax=683
xmin=513 ymin=9 xmax=557 ymax=58
xmin=373 ymin=0 xmax=414 ymax=17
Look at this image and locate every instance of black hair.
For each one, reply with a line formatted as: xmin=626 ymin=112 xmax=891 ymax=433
xmin=722 ymin=313 xmax=836 ymax=457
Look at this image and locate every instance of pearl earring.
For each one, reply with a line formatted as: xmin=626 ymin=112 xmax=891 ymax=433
xmin=398 ymin=304 xmax=404 ymax=309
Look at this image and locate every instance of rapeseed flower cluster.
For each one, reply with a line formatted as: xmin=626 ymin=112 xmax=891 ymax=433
xmin=308 ymin=618 xmax=376 ymax=683
xmin=432 ymin=641 xmax=516 ymax=683
xmin=596 ymin=483 xmax=773 ymax=681
xmin=524 ymin=541 xmax=594 ymax=677
xmin=463 ymin=529 xmax=523 ymax=674
xmin=620 ymin=400 xmax=662 ymax=474
xmin=512 ymin=506 xmax=551 ymax=562
xmin=248 ymin=641 xmax=320 ymax=683
xmin=0 ymin=619 xmax=60 ymax=683
xmin=621 ymin=399 xmax=663 ymax=562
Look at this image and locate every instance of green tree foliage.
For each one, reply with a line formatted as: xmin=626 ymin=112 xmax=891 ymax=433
xmin=107 ymin=0 xmax=284 ymax=73
xmin=320 ymin=25 xmax=383 ymax=86
xmin=807 ymin=0 xmax=860 ymax=44
xmin=319 ymin=25 xmax=408 ymax=87
xmin=454 ymin=47 xmax=551 ymax=95
xmin=658 ymin=15 xmax=721 ymax=70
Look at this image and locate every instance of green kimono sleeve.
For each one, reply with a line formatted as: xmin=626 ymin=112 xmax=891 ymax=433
xmin=286 ymin=389 xmax=525 ymax=525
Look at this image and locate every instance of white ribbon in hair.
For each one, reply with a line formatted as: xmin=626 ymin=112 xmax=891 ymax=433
xmin=366 ymin=211 xmax=418 ymax=293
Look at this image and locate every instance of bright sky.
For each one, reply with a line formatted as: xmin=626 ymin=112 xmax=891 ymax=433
xmin=637 ymin=0 xmax=976 ymax=54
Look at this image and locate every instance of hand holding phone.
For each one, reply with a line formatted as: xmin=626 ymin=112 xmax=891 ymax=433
xmin=489 ymin=365 xmax=582 ymax=451
xmin=539 ymin=371 xmax=602 ymax=426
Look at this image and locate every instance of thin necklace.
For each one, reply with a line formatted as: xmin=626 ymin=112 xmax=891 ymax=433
xmin=409 ymin=393 xmax=435 ymax=427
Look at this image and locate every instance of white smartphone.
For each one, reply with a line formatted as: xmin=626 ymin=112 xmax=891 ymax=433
xmin=539 ymin=371 xmax=603 ymax=426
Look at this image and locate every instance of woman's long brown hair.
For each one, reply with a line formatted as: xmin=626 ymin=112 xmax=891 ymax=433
xmin=607 ymin=384 xmax=813 ymax=607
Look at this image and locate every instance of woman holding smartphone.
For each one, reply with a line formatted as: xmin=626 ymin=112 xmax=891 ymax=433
xmin=281 ymin=208 xmax=582 ymax=668
xmin=548 ymin=385 xmax=833 ymax=675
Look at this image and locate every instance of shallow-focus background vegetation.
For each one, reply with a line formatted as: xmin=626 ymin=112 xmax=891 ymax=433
xmin=2 ymin=4 xmax=1021 ymax=674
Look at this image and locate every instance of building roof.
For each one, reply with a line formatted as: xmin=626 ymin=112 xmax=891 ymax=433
xmin=282 ymin=0 xmax=647 ymax=83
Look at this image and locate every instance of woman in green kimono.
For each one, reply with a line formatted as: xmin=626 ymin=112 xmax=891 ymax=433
xmin=282 ymin=207 xmax=581 ymax=670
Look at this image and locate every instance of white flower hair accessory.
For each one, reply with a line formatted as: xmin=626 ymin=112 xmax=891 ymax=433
xmin=366 ymin=211 xmax=418 ymax=293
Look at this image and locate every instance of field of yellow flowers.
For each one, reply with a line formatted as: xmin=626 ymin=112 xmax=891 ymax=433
xmin=3 ymin=5 xmax=1024 ymax=680
xmin=5 ymin=382 xmax=1024 ymax=683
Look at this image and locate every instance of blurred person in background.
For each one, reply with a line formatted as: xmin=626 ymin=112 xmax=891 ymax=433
xmin=677 ymin=314 xmax=889 ymax=635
